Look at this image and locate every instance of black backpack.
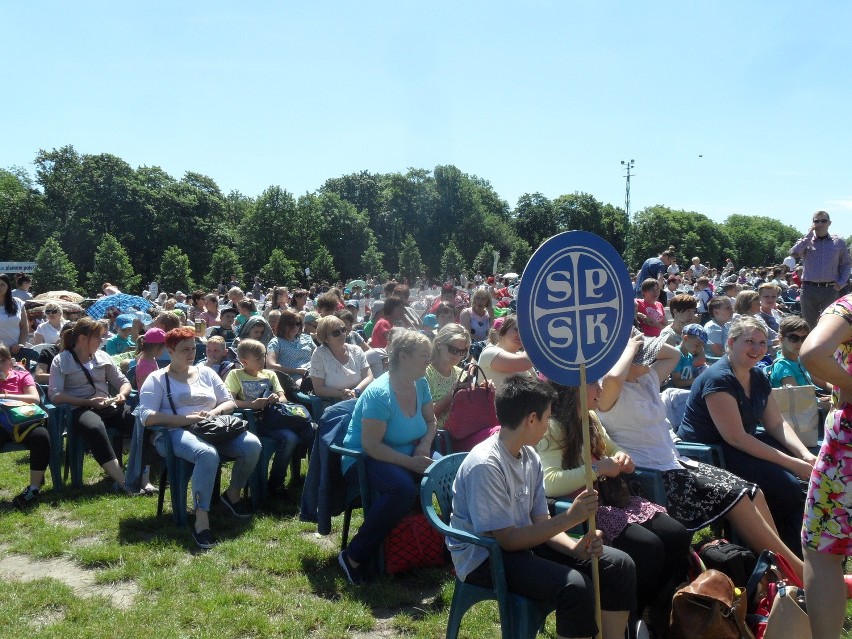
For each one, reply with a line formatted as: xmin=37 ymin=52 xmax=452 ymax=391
xmin=698 ymin=539 xmax=757 ymax=588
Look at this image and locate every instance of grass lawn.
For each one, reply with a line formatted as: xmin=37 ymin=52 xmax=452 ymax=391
xmin=0 ymin=452 xmax=529 ymax=639
xmin=0 ymin=451 xmax=849 ymax=638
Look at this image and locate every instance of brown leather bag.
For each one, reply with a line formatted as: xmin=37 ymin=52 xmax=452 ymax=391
xmin=670 ymin=569 xmax=755 ymax=639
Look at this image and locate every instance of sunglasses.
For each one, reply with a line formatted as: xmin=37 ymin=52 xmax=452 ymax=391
xmin=784 ymin=333 xmax=808 ymax=344
xmin=330 ymin=328 xmax=346 ymax=338
xmin=813 ymin=219 xmax=829 ymax=224
xmin=45 ymin=309 xmax=60 ymax=315
xmin=446 ymin=344 xmax=468 ymax=356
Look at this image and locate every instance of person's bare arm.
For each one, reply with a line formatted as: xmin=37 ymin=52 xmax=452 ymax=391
xmin=598 ymin=333 xmax=643 ymax=411
xmin=801 ymin=313 xmax=852 ymax=406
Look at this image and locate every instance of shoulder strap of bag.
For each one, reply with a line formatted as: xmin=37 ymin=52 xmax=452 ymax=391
xmin=69 ymin=348 xmax=97 ymax=390
xmin=163 ymin=373 xmax=178 ymax=415
xmin=455 ymin=363 xmax=491 ymax=393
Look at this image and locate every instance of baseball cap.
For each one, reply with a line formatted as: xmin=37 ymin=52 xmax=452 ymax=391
xmin=115 ymin=314 xmax=135 ymax=330
xmin=304 ymin=312 xmax=320 ymax=325
xmin=682 ymin=323 xmax=708 ymax=344
xmin=143 ymin=327 xmax=166 ymax=344
xmin=422 ymin=314 xmax=438 ymax=328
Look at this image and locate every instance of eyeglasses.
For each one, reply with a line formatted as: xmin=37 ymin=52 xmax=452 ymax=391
xmin=45 ymin=309 xmax=60 ymax=315
xmin=445 ymin=344 xmax=468 ymax=356
xmin=813 ymin=219 xmax=829 ymax=224
xmin=330 ymin=328 xmax=345 ymax=338
xmin=784 ymin=333 xmax=808 ymax=344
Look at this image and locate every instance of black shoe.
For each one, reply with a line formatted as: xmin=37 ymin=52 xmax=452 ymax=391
xmin=220 ymin=491 xmax=253 ymax=518
xmin=338 ymin=550 xmax=368 ymax=585
xmin=267 ymin=483 xmax=288 ymax=499
xmin=191 ymin=527 xmax=218 ymax=550
xmin=12 ymin=486 xmax=39 ymax=511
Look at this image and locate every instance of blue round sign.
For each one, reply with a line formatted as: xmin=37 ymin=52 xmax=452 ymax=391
xmin=517 ymin=231 xmax=634 ymax=385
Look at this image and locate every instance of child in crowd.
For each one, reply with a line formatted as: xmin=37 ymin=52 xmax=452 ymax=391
xmin=104 ymin=314 xmax=136 ymax=355
xmin=420 ymin=314 xmax=438 ymax=340
xmin=635 ymin=279 xmax=667 ymax=338
xmin=448 ymin=375 xmax=635 ymax=639
xmin=670 ymin=324 xmax=708 ymax=389
xmin=693 ymin=276 xmax=713 ymax=321
xmin=235 ymin=299 xmax=258 ymax=331
xmin=703 ymin=295 xmax=733 ymax=357
xmin=199 ymin=336 xmax=235 ymax=380
xmin=134 ymin=328 xmax=166 ymax=389
xmin=225 ymin=339 xmax=302 ymax=498
xmin=209 ymin=306 xmax=237 ymax=342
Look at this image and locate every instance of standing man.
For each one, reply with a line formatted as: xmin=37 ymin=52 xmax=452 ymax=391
xmin=633 ymin=249 xmax=674 ymax=298
xmin=790 ymin=211 xmax=852 ymax=328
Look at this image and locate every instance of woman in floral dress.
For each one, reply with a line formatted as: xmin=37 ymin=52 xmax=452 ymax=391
xmin=800 ymin=294 xmax=852 ymax=639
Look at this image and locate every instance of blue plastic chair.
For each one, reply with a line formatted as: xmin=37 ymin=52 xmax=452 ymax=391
xmin=0 ymin=381 xmax=64 ymax=490
xmin=675 ymin=440 xmax=726 ymax=468
xmin=420 ymin=453 xmax=555 ymax=639
xmin=149 ymin=423 xmax=247 ymax=526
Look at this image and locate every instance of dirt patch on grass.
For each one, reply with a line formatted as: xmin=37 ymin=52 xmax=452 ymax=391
xmin=301 ymin=530 xmax=338 ymax=552
xmin=0 ymin=547 xmax=138 ymax=609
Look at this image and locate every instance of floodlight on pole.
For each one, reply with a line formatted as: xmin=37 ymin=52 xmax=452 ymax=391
xmin=620 ymin=159 xmax=635 ymax=220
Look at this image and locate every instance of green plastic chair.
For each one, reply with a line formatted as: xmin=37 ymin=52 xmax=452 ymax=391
xmin=419 ymin=453 xmax=555 ymax=639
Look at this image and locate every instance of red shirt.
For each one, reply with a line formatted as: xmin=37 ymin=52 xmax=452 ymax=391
xmin=370 ymin=318 xmax=393 ymax=348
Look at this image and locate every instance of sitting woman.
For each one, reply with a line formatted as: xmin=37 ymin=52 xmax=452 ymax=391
xmin=0 ymin=273 xmax=30 ymax=356
xmin=336 ymin=310 xmax=370 ymax=353
xmin=426 ymin=323 xmax=499 ymax=451
xmin=635 ymin=278 xmax=667 ymax=338
xmin=267 ymin=310 xmax=316 ymax=386
xmin=289 ymin=289 xmax=309 ymax=314
xmin=678 ymin=316 xmax=817 ymax=556
xmin=138 ymin=327 xmax=261 ymax=550
xmin=263 ymin=286 xmax=290 ymax=320
xmin=0 ymin=344 xmax=50 ymax=510
xmin=597 ymin=331 xmax=806 ymax=580
xmin=309 ymin=316 xmax=372 ymax=403
xmin=337 ymin=330 xmax=436 ymax=584
xmin=539 ymin=381 xmax=690 ymax=635
xmin=459 ymin=289 xmax=494 ymax=343
xmin=33 ymin=303 xmax=67 ymax=345
xmin=476 ymin=315 xmax=534 ymax=392
xmin=47 ymin=317 xmax=140 ymax=493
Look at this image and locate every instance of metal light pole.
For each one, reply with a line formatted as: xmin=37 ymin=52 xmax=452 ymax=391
xmin=620 ymin=159 xmax=635 ymax=220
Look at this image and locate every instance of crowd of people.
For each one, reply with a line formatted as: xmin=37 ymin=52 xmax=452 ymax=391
xmin=2 ymin=209 xmax=851 ymax=639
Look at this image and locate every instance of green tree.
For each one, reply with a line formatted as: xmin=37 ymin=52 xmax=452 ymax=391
xmin=440 ymin=238 xmax=467 ymax=280
xmin=314 ymin=192 xmax=373 ymax=279
xmin=208 ymin=247 xmax=244 ymax=289
xmin=722 ymin=214 xmax=801 ymax=268
xmin=309 ymin=246 xmax=339 ymax=283
xmin=31 ymin=236 xmax=78 ymax=293
xmin=261 ymin=249 xmax=299 ymax=288
xmin=361 ymin=237 xmax=387 ymax=280
xmin=0 ymin=169 xmax=47 ymax=260
xmin=85 ymin=233 xmax=141 ymax=295
xmin=238 ymin=186 xmax=300 ymax=277
xmin=509 ymin=237 xmax=533 ymax=273
xmin=158 ymin=246 xmax=194 ymax=294
xmin=471 ymin=242 xmax=496 ymax=274
xmin=627 ymin=206 xmax=736 ymax=271
xmin=513 ymin=193 xmax=557 ymax=249
xmin=398 ymin=234 xmax=424 ymax=282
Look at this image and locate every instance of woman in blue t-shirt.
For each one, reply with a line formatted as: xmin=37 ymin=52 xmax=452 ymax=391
xmin=678 ymin=316 xmax=817 ymax=556
xmin=338 ymin=329 xmax=437 ymax=584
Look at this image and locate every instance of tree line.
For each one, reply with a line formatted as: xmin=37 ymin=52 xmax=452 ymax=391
xmin=0 ymin=144 xmax=835 ymax=296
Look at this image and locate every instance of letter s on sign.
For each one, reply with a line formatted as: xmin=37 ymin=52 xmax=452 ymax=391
xmin=546 ymin=271 xmax=572 ymax=302
xmin=548 ymin=317 xmax=574 ymax=348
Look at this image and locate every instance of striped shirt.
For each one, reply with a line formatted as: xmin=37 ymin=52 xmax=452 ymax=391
xmin=790 ymin=232 xmax=852 ymax=285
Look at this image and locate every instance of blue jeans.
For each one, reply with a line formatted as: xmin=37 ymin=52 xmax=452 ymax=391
xmin=344 ymin=457 xmax=417 ymax=564
xmin=155 ymin=428 xmax=261 ymax=511
xmin=262 ymin=427 xmax=300 ymax=487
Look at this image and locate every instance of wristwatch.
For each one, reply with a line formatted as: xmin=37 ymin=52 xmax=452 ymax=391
xmin=354 ymin=388 xmax=361 ymax=398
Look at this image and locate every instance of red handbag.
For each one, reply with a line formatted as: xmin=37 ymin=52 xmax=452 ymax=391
xmin=384 ymin=512 xmax=446 ymax=574
xmin=443 ymin=365 xmax=499 ymax=441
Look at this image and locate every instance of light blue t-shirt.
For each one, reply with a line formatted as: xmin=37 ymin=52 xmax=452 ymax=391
xmin=341 ymin=372 xmax=432 ymax=475
xmin=769 ymin=357 xmax=812 ymax=388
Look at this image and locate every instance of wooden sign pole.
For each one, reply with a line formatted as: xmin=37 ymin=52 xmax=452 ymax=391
xmin=579 ymin=362 xmax=602 ymax=639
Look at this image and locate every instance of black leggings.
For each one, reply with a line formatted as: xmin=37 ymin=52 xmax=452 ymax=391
xmin=0 ymin=425 xmax=50 ymax=471
xmin=72 ymin=405 xmax=134 ymax=466
xmin=612 ymin=513 xmax=691 ymax=610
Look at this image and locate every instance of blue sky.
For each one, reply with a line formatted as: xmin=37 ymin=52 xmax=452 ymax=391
xmin=3 ymin=1 xmax=851 ymax=244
